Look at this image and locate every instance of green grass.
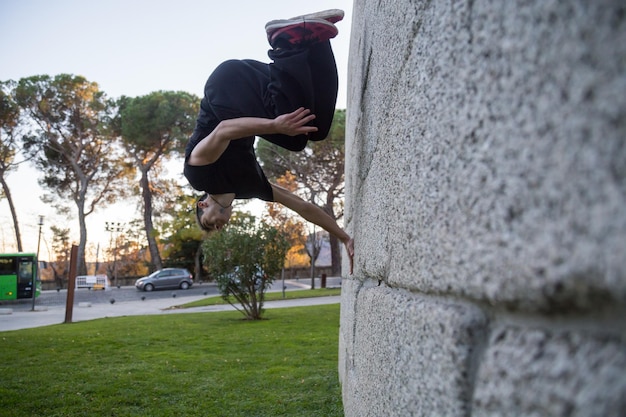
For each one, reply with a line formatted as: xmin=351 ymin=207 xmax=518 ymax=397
xmin=0 ymin=305 xmax=343 ymax=417
xmin=179 ymin=287 xmax=342 ymax=308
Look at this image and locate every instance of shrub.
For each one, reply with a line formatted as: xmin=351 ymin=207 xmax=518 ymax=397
xmin=203 ymin=213 xmax=289 ymax=319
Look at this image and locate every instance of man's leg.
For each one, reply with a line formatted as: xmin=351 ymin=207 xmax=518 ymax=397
xmin=304 ymin=41 xmax=338 ymax=141
xmin=261 ymin=41 xmax=339 ymax=147
xmin=204 ymin=16 xmax=340 ymax=152
xmin=260 ymin=47 xmax=315 ymax=151
xmin=203 ymin=57 xmax=310 ymax=151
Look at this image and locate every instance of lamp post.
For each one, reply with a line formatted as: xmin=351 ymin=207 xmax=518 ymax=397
xmin=31 ymin=215 xmax=44 ymax=311
xmin=105 ymin=222 xmax=123 ymax=288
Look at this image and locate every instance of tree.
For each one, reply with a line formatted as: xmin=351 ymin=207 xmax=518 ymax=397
xmin=257 ymin=109 xmax=346 ymax=275
xmin=115 ymin=219 xmax=150 ymax=278
xmin=0 ymin=80 xmax=28 ymax=251
xmin=15 ymin=74 xmax=134 ymax=275
xmin=202 ymin=213 xmax=289 ymax=320
xmin=264 ymin=171 xmax=308 ymax=269
xmin=305 ymin=229 xmax=324 ymax=289
xmin=49 ymin=225 xmax=70 ymax=289
xmin=160 ymin=192 xmax=206 ymax=280
xmin=102 ymin=219 xmax=151 ymax=282
xmin=117 ymin=91 xmax=198 ymax=271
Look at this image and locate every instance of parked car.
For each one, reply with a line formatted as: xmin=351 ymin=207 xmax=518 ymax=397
xmin=135 ymin=268 xmax=193 ymax=292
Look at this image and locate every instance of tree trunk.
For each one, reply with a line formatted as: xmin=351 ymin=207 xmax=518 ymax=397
xmin=324 ymin=201 xmax=342 ymax=276
xmin=0 ymin=177 xmax=23 ymax=252
xmin=194 ymin=244 xmax=203 ymax=281
xmin=77 ymin=201 xmax=88 ymax=276
xmin=307 ymin=230 xmax=322 ymax=289
xmin=329 ymin=233 xmax=341 ymax=275
xmin=140 ymin=170 xmax=162 ymax=271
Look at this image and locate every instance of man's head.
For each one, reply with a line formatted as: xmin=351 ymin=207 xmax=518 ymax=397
xmin=195 ymin=193 xmax=233 ymax=233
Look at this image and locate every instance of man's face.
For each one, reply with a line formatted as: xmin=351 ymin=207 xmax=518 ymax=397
xmin=198 ymin=199 xmax=233 ymax=231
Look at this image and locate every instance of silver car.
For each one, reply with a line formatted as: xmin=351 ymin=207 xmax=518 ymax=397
xmin=135 ymin=268 xmax=193 ymax=292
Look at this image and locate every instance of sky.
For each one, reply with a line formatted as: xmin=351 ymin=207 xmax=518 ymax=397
xmin=0 ymin=0 xmax=354 ymax=261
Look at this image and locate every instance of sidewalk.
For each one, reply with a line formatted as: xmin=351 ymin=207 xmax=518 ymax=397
xmin=0 ymin=295 xmax=341 ymax=332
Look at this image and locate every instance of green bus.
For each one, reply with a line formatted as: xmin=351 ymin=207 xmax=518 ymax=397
xmin=0 ymin=253 xmax=41 ymax=300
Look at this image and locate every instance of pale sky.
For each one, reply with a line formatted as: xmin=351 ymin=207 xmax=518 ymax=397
xmin=0 ymin=0 xmax=354 ymax=261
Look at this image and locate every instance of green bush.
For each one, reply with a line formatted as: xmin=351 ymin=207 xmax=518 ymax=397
xmin=203 ymin=213 xmax=289 ymax=320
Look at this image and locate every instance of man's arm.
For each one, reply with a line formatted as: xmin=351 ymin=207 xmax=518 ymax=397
xmin=188 ymin=108 xmax=318 ymax=166
xmin=271 ymin=183 xmax=354 ymax=274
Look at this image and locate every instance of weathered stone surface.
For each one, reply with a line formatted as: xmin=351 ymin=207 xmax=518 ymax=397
xmin=473 ymin=325 xmax=626 ymax=417
xmin=340 ymin=279 xmax=487 ymax=417
xmin=341 ymin=0 xmax=626 ymax=415
xmin=346 ymin=0 xmax=626 ymax=312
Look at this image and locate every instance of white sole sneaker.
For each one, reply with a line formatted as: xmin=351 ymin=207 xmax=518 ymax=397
xmin=289 ymin=9 xmax=344 ymax=24
xmin=266 ymin=18 xmax=338 ymax=45
xmin=265 ymin=9 xmax=344 ymax=32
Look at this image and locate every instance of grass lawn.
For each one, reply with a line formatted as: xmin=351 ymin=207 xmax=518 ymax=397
xmin=179 ymin=287 xmax=342 ymax=309
xmin=0 ymin=304 xmax=343 ymax=417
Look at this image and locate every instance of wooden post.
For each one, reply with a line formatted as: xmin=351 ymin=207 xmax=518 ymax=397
xmin=64 ymin=245 xmax=78 ymax=324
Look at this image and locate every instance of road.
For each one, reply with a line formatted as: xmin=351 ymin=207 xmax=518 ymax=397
xmin=0 ymin=276 xmax=342 ymax=312
xmin=0 ymin=277 xmax=343 ymax=332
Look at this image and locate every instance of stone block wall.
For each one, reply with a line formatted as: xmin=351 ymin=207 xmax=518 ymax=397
xmin=339 ymin=1 xmax=626 ymax=416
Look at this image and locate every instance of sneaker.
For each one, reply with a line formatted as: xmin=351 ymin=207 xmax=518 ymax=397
xmin=288 ymin=9 xmax=344 ymax=24
xmin=266 ymin=18 xmax=338 ymax=47
xmin=265 ymin=9 xmax=343 ymax=36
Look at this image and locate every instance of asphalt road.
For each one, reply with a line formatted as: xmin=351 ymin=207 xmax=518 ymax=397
xmin=0 ymin=276 xmax=341 ymax=312
xmin=0 ymin=277 xmax=343 ymax=331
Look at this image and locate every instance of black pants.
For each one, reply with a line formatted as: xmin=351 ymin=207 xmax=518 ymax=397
xmin=203 ymin=41 xmax=338 ymax=151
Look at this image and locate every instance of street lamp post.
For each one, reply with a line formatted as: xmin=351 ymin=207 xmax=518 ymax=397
xmin=31 ymin=215 xmax=44 ymax=311
xmin=105 ymin=222 xmax=123 ymax=288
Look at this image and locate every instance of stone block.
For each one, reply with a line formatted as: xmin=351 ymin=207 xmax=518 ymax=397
xmin=342 ymin=0 xmax=626 ymax=414
xmin=340 ymin=281 xmax=487 ymax=417
xmin=473 ymin=325 xmax=626 ymax=417
xmin=346 ymin=0 xmax=626 ymax=313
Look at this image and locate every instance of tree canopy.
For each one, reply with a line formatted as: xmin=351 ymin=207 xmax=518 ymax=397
xmin=264 ymin=171 xmax=308 ymax=268
xmin=14 ymin=74 xmax=134 ymax=274
xmin=160 ymin=192 xmax=206 ymax=279
xmin=117 ymin=91 xmax=199 ymax=271
xmin=257 ymin=109 xmax=346 ymax=274
xmin=0 ymin=80 xmax=26 ymax=251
